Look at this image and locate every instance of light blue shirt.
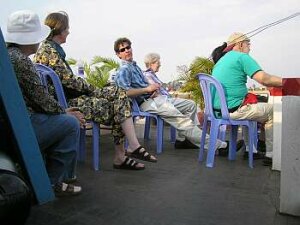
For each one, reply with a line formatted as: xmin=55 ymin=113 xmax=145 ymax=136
xmin=115 ymin=60 xmax=151 ymax=105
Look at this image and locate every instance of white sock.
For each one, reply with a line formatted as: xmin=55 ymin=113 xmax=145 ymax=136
xmin=219 ymin=141 xmax=227 ymax=149
xmin=245 ymin=146 xmax=258 ymax=153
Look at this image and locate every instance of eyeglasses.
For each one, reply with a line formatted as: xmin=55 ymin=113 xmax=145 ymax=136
xmin=118 ymin=45 xmax=131 ymax=53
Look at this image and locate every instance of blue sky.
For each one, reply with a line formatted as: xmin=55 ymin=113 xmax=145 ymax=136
xmin=1 ymin=0 xmax=299 ymax=83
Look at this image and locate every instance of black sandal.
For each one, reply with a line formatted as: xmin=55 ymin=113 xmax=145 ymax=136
xmin=113 ymin=157 xmax=145 ymax=170
xmin=126 ymin=146 xmax=157 ymax=163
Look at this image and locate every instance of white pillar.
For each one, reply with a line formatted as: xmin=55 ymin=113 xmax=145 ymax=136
xmin=280 ymin=96 xmax=300 ymax=216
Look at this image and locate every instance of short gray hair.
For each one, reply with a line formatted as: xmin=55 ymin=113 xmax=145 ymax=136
xmin=144 ymin=53 xmax=160 ymax=68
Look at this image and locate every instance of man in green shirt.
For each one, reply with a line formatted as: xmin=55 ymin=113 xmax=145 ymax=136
xmin=211 ymin=32 xmax=282 ymax=166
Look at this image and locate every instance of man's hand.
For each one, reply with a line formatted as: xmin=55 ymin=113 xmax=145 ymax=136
xmin=126 ymin=83 xmax=160 ymax=97
xmin=150 ymin=90 xmax=160 ymax=98
xmin=147 ymin=83 xmax=160 ymax=93
xmin=66 ymin=107 xmax=86 ymax=128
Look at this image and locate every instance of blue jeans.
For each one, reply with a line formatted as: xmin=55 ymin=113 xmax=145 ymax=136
xmin=30 ymin=113 xmax=80 ymax=185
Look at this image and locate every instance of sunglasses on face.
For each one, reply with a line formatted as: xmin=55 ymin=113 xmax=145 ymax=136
xmin=118 ymin=45 xmax=131 ymax=53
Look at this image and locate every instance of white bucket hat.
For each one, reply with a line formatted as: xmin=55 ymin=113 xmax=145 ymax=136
xmin=5 ymin=10 xmax=50 ymax=45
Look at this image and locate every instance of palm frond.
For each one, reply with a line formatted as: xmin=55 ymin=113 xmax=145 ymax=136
xmin=178 ymin=57 xmax=214 ymax=109
xmin=67 ymin=58 xmax=77 ymax=65
xmin=91 ymin=56 xmax=120 ymax=70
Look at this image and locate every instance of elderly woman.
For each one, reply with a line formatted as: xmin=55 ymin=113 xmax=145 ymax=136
xmin=34 ymin=11 xmax=157 ymax=170
xmin=5 ymin=10 xmax=83 ymax=196
xmin=143 ymin=53 xmax=201 ymax=149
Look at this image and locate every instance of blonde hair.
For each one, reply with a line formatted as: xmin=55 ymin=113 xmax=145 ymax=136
xmin=45 ymin=11 xmax=69 ymax=40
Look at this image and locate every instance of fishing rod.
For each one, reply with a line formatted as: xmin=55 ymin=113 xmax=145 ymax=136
xmin=203 ymin=12 xmax=300 ymax=63
xmin=181 ymin=12 xmax=300 ymax=79
xmin=246 ymin=12 xmax=299 ymax=38
xmin=230 ymin=12 xmax=300 ymax=46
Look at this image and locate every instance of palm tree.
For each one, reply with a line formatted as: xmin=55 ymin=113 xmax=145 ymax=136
xmin=85 ymin=56 xmax=120 ymax=88
xmin=179 ymin=57 xmax=214 ymax=109
xmin=67 ymin=56 xmax=120 ymax=89
xmin=66 ymin=58 xmax=77 ymax=66
xmin=91 ymin=56 xmax=120 ymax=71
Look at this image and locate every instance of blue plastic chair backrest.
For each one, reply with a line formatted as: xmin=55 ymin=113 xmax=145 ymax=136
xmin=131 ymin=98 xmax=141 ymax=112
xmin=34 ymin=64 xmax=68 ymax=109
xmin=131 ymin=98 xmax=153 ymax=118
xmin=198 ymin=73 xmax=231 ymax=120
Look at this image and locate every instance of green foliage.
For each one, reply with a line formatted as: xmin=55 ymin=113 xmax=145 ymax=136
xmin=84 ymin=63 xmax=109 ymax=88
xmin=189 ymin=56 xmax=214 ymax=77
xmin=85 ymin=56 xmax=120 ymax=88
xmin=91 ymin=56 xmax=120 ymax=71
xmin=67 ymin=58 xmax=77 ymax=65
xmin=179 ymin=57 xmax=214 ymax=109
xmin=66 ymin=56 xmax=120 ymax=89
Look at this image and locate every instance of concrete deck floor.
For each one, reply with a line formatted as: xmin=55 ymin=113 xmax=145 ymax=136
xmin=26 ymin=124 xmax=300 ymax=225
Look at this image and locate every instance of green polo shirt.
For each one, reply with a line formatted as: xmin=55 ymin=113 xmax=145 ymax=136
xmin=212 ymin=51 xmax=262 ymax=110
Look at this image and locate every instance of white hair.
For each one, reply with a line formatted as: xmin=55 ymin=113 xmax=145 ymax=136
xmin=144 ymin=53 xmax=160 ymax=68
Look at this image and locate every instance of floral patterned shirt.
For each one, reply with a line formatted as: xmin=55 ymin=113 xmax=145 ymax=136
xmin=34 ymin=40 xmax=95 ymax=100
xmin=8 ymin=47 xmax=65 ymax=115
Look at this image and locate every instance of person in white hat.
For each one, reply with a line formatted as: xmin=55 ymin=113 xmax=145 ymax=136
xmin=211 ymin=32 xmax=282 ymax=166
xmin=5 ymin=10 xmax=83 ymax=196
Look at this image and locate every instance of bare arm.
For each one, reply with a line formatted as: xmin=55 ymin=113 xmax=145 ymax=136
xmin=252 ymin=71 xmax=282 ymax=87
xmin=126 ymin=83 xmax=160 ymax=97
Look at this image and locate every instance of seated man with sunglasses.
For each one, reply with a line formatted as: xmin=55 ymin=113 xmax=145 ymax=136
xmin=114 ymin=37 xmax=228 ymax=151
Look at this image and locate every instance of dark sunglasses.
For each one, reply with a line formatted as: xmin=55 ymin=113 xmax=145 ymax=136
xmin=118 ymin=45 xmax=131 ymax=53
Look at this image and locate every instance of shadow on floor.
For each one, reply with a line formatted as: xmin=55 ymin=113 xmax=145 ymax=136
xmin=26 ymin=126 xmax=300 ymax=225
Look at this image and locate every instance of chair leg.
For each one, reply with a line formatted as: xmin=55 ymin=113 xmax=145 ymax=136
xmin=254 ymin=122 xmax=258 ymax=149
xmin=144 ymin=117 xmax=151 ymax=140
xmin=228 ymin=125 xmax=238 ymax=160
xmin=78 ymin=128 xmax=86 ymax=161
xmin=124 ymin=138 xmax=129 ymax=150
xmin=156 ymin=118 xmax=164 ymax=154
xmin=170 ymin=126 xmax=176 ymax=143
xmin=199 ymin=118 xmax=208 ymax=162
xmin=218 ymin=124 xmax=227 ymax=141
xmin=92 ymin=122 xmax=100 ymax=171
xmin=206 ymin=122 xmax=219 ymax=168
xmin=247 ymin=123 xmax=255 ymax=168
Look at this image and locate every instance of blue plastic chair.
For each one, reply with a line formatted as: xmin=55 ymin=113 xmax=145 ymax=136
xmin=198 ymin=73 xmax=257 ymax=168
xmin=130 ymin=98 xmax=176 ymax=154
xmin=34 ymin=63 xmax=100 ymax=171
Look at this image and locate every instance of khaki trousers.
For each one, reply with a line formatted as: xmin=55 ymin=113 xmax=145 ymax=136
xmin=140 ymin=95 xmax=224 ymax=149
xmin=230 ymin=103 xmax=273 ymax=157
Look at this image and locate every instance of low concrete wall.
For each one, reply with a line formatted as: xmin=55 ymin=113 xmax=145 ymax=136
xmin=280 ymin=96 xmax=300 ymax=216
